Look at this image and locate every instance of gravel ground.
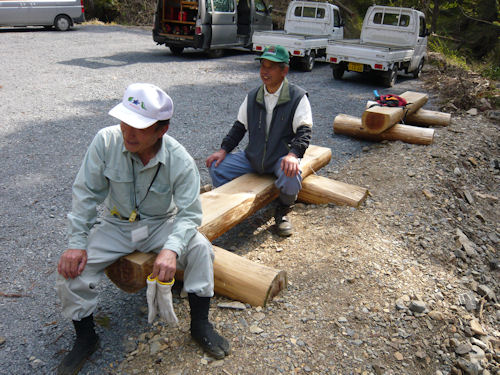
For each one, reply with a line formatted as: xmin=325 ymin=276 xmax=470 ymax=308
xmin=0 ymin=24 xmax=434 ymax=374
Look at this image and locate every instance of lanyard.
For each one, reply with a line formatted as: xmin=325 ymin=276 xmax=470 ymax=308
xmin=130 ymin=159 xmax=161 ymax=222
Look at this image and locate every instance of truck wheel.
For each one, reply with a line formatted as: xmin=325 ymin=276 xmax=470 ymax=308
xmin=54 ymin=15 xmax=71 ymax=31
xmin=382 ymin=67 xmax=397 ymax=87
xmin=412 ymin=59 xmax=424 ymax=79
xmin=332 ymin=65 xmax=344 ymax=80
xmin=302 ymin=52 xmax=315 ymax=72
xmin=169 ymin=46 xmax=184 ymax=56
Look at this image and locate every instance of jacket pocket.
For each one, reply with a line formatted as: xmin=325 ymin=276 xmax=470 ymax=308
xmin=103 ymin=166 xmax=133 ymax=204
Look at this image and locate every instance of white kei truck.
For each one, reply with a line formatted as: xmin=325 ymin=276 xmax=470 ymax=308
xmin=252 ymin=1 xmax=344 ymax=71
xmin=326 ymin=5 xmax=429 ymax=87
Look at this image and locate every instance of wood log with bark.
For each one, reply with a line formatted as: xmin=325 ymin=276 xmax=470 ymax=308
xmin=361 ymin=91 xmax=428 ymax=134
xmin=334 ymin=114 xmax=435 ymax=145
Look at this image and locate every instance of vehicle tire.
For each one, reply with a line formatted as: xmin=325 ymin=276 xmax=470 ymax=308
xmin=412 ymin=59 xmax=424 ymax=79
xmin=302 ymin=52 xmax=315 ymax=72
xmin=169 ymin=46 xmax=184 ymax=56
xmin=332 ymin=64 xmax=344 ymax=80
xmin=207 ymin=49 xmax=224 ymax=58
xmin=382 ymin=67 xmax=397 ymax=87
xmin=54 ymin=15 xmax=71 ymax=31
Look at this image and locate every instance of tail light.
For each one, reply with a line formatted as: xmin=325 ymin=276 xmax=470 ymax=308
xmin=330 ymin=57 xmax=337 ymax=63
xmin=195 ymin=26 xmax=202 ymax=35
xmin=80 ymin=0 xmax=84 ymax=12
xmin=292 ymin=50 xmax=300 ymax=55
xmin=374 ymin=64 xmax=383 ymax=70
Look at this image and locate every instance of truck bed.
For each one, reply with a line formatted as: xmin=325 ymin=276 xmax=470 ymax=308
xmin=252 ymin=30 xmax=330 ymax=50
xmin=327 ymin=38 xmax=414 ymax=63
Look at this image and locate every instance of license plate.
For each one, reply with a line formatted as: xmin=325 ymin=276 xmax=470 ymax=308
xmin=348 ymin=62 xmax=364 ymax=72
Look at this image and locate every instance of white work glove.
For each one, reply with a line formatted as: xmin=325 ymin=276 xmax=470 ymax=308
xmin=146 ymin=274 xmax=178 ymax=326
xmin=146 ymin=275 xmax=158 ymax=324
xmin=157 ymin=279 xmax=179 ymax=326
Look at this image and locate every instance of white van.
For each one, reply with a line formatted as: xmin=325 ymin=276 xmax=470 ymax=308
xmin=0 ymin=0 xmax=85 ymax=31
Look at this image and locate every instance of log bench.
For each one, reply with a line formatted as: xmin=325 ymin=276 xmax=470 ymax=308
xmin=105 ymin=145 xmax=368 ymax=306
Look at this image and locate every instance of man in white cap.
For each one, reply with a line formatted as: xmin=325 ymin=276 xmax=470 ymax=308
xmin=56 ymin=83 xmax=229 ymax=375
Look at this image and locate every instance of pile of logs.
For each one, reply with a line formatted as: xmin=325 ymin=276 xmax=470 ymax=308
xmin=105 ymin=145 xmax=369 ymax=306
xmin=333 ymin=91 xmax=451 ymax=145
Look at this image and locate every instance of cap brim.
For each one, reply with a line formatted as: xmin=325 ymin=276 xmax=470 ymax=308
xmin=255 ymin=55 xmax=288 ymax=63
xmin=108 ymin=103 xmax=157 ymax=129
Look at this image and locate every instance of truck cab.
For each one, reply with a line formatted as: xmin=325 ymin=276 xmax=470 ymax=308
xmin=153 ymin=0 xmax=272 ymax=56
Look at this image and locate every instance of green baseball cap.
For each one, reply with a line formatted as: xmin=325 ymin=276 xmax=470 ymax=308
xmin=256 ymin=45 xmax=290 ymax=64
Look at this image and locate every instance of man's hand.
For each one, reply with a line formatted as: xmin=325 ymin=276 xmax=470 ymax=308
xmin=281 ymin=153 xmax=300 ymax=177
xmin=151 ymin=249 xmax=177 ymax=282
xmin=58 ymin=249 xmax=87 ymax=279
xmin=206 ymin=149 xmax=227 ymax=168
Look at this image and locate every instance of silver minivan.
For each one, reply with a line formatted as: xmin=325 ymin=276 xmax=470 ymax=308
xmin=0 ymin=0 xmax=85 ymax=31
xmin=153 ymin=0 xmax=272 ymax=56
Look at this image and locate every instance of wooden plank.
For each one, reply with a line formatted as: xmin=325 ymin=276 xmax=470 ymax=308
xmin=366 ymin=101 xmax=451 ymax=127
xmin=334 ymin=114 xmax=434 ymax=145
xmin=298 ymin=175 xmax=369 ymax=207
xmin=105 ymin=145 xmax=332 ymax=296
xmin=361 ymin=91 xmax=428 ymax=134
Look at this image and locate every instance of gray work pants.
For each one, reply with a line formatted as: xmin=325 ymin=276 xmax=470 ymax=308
xmin=56 ymin=216 xmax=214 ymax=321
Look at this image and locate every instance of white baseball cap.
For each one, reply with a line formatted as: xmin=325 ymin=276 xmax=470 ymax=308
xmin=108 ymin=83 xmax=174 ymax=129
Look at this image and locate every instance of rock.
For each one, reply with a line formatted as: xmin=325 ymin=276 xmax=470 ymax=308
xmin=394 ymin=351 xmax=404 ymax=361
xmin=455 ymin=342 xmax=472 ymax=355
xmin=470 ymin=337 xmax=488 ymax=350
xmin=253 ymin=312 xmax=266 ymax=321
xmin=456 ymin=229 xmax=477 ymax=257
xmin=477 ymin=284 xmax=496 ymax=301
xmin=150 ymin=340 xmax=163 ymax=355
xmin=454 ymin=167 xmax=462 ymax=176
xmin=428 ymin=310 xmax=444 ymax=320
xmin=469 ymin=345 xmax=485 ymax=362
xmin=249 ymin=325 xmax=263 ymax=334
xmin=30 ymin=358 xmax=45 ymax=369
xmin=338 ymin=316 xmax=348 ymax=323
xmin=458 ymin=293 xmax=477 ymax=312
xmin=466 ymin=108 xmax=478 ymax=116
xmin=0 ymin=337 xmax=5 ymax=346
xmin=217 ymin=301 xmax=246 ymax=310
xmin=409 ymin=300 xmax=426 ymax=313
xmin=486 ymin=110 xmax=500 ymax=122
xmin=469 ymin=320 xmax=487 ymax=336
xmin=479 ymin=98 xmax=492 ymax=111
xmin=457 ymin=357 xmax=481 ymax=375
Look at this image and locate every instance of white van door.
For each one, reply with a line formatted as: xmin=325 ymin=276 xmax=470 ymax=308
xmin=410 ymin=15 xmax=427 ymax=70
xmin=251 ymin=0 xmax=271 ymax=32
xmin=0 ymin=0 xmax=30 ymax=26
xmin=209 ymin=0 xmax=237 ymax=47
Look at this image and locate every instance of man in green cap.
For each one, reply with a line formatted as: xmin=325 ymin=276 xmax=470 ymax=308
xmin=206 ymin=45 xmax=313 ymax=237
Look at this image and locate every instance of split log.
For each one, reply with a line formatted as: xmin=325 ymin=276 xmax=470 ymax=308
xmin=105 ymin=246 xmax=287 ymax=306
xmin=334 ymin=114 xmax=434 ymax=145
xmin=361 ymin=91 xmax=428 ymax=134
xmin=298 ymin=175 xmax=369 ymax=207
xmin=366 ymin=101 xmax=451 ymax=127
xmin=105 ymin=145 xmax=331 ymax=298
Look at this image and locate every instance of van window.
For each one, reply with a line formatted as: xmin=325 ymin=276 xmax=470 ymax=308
xmin=303 ymin=7 xmax=315 ymax=18
xmin=399 ymin=15 xmax=410 ymax=27
xmin=373 ymin=12 xmax=382 ymax=24
xmin=294 ymin=6 xmax=302 ymax=17
xmin=419 ymin=16 xmax=426 ymax=36
xmin=333 ymin=9 xmax=340 ymax=27
xmin=254 ymin=0 xmax=267 ymax=13
xmin=316 ymin=8 xmax=325 ymax=18
xmin=382 ymin=13 xmax=399 ymax=26
xmin=208 ymin=0 xmax=235 ymax=12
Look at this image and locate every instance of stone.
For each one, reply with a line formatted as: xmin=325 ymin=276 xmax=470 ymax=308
xmin=469 ymin=320 xmax=486 ymax=336
xmin=455 ymin=342 xmax=472 ymax=355
xmin=217 ymin=301 xmax=246 ymax=310
xmin=457 ymin=357 xmax=481 ymax=375
xmin=486 ymin=110 xmax=500 ymax=121
xmin=409 ymin=300 xmax=426 ymax=313
xmin=456 ymin=229 xmax=477 ymax=257
xmin=477 ymin=284 xmax=496 ymax=301
xmin=249 ymin=325 xmax=264 ymax=334
xmin=394 ymin=351 xmax=404 ymax=361
xmin=469 ymin=345 xmax=485 ymax=361
xmin=466 ymin=108 xmax=478 ymax=116
xmin=428 ymin=310 xmax=444 ymax=320
xmin=0 ymin=337 xmax=5 ymax=346
xmin=458 ymin=293 xmax=477 ymax=312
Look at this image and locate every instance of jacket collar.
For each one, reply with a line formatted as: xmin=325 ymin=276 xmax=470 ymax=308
xmin=256 ymin=78 xmax=290 ymax=106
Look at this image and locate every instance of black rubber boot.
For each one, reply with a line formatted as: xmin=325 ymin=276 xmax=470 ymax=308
xmin=57 ymin=314 xmax=99 ymax=375
xmin=274 ymin=203 xmax=294 ymax=237
xmin=188 ymin=293 xmax=230 ymax=359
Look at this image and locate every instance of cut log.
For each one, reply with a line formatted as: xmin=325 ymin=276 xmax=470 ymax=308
xmin=298 ymin=175 xmax=369 ymax=207
xmin=366 ymin=101 xmax=451 ymax=127
xmin=334 ymin=114 xmax=434 ymax=145
xmin=105 ymin=246 xmax=287 ymax=306
xmin=105 ymin=145 xmax=331 ymax=297
xmin=361 ymin=91 xmax=428 ymax=134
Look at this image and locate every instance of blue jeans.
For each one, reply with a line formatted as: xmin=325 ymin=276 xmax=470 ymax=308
xmin=209 ymin=151 xmax=301 ymax=205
